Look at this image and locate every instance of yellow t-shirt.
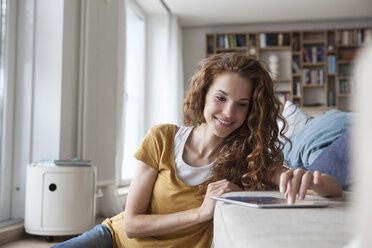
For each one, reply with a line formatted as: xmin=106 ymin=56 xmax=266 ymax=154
xmin=102 ymin=124 xmax=213 ymax=248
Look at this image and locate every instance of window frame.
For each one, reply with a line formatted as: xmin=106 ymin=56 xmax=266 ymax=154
xmin=0 ymin=0 xmax=16 ymax=222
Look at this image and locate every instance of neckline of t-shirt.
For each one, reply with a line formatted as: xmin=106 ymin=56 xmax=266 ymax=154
xmin=178 ymin=126 xmax=216 ymax=169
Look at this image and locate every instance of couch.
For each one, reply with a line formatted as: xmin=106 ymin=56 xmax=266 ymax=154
xmin=213 ymin=191 xmax=352 ymax=248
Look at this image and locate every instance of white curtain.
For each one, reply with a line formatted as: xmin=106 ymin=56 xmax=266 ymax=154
xmin=145 ymin=13 xmax=184 ymax=129
xmin=168 ymin=15 xmax=184 ymax=125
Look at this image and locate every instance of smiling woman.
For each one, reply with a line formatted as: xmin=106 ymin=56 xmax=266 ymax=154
xmin=52 ymin=53 xmax=342 ymax=248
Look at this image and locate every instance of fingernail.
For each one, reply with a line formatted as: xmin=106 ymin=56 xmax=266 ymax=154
xmin=288 ymin=195 xmax=293 ymax=204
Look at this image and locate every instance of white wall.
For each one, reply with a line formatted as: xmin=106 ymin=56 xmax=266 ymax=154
xmin=182 ymin=18 xmax=372 ymax=90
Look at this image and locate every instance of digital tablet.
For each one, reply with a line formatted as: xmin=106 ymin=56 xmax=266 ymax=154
xmin=210 ymin=195 xmax=328 ymax=208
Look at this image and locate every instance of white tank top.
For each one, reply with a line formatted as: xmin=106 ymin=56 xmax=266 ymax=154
xmin=174 ymin=126 xmax=215 ymax=186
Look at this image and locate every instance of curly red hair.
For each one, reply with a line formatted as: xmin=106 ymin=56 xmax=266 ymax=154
xmin=183 ymin=53 xmax=289 ymax=191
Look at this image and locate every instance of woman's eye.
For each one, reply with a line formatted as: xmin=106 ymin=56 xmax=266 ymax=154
xmin=216 ymin=95 xmax=225 ymax=102
xmin=238 ymin=103 xmax=248 ymax=107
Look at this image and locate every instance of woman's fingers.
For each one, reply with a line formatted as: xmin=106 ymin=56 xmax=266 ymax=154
xmin=280 ymin=170 xmax=293 ymax=193
xmin=298 ymin=172 xmax=313 ymax=200
xmin=313 ymin=170 xmax=321 ymax=185
xmin=286 ymin=169 xmax=304 ymax=203
xmin=207 ymin=179 xmax=242 ymax=197
xmin=281 ymin=169 xmax=323 ymax=203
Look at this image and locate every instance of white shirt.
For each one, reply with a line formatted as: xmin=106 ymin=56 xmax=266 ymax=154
xmin=174 ymin=126 xmax=215 ymax=186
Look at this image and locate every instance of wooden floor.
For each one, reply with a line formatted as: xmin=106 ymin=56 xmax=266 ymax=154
xmin=0 ymin=235 xmax=73 ymax=248
xmin=0 ymin=217 xmax=105 ymax=248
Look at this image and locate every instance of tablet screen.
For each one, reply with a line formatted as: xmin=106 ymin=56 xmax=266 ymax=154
xmin=210 ymin=195 xmax=328 ymax=208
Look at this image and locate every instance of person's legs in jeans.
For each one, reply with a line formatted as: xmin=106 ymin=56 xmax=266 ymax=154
xmin=50 ymin=224 xmax=113 ymax=248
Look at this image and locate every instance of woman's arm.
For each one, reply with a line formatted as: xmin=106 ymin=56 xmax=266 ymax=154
xmin=269 ymin=166 xmax=343 ymax=204
xmin=124 ymin=161 xmax=241 ymax=238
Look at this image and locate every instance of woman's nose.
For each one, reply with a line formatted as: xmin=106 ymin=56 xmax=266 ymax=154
xmin=222 ymin=102 xmax=235 ymax=117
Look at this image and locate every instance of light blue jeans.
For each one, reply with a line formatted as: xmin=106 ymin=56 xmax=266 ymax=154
xmin=50 ymin=224 xmax=113 ymax=248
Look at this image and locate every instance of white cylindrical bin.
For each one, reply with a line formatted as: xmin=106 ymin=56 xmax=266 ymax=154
xmin=24 ymin=163 xmax=96 ymax=237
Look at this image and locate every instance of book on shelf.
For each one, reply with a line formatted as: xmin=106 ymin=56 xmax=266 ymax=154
xmin=260 ymin=33 xmax=266 ymax=47
xmin=339 ymin=80 xmax=351 ymax=94
xmin=217 ymin=34 xmax=247 ymax=49
xmin=337 ymin=29 xmax=364 ymax=45
xmin=303 ymin=49 xmax=311 ymax=62
xmin=236 ymin=35 xmax=246 ymax=47
xmin=259 ymin=33 xmax=289 ymax=47
xmin=278 ymin=33 xmax=283 ymax=46
xmin=217 ymin=35 xmax=225 ymax=48
xmin=230 ymin=34 xmax=239 ymax=47
xmin=296 ymin=81 xmax=301 ymax=96
xmin=292 ymin=61 xmax=301 ymax=73
xmin=327 ymin=55 xmax=336 ymax=74
xmin=207 ymin=36 xmax=214 ymax=54
xmin=224 ymin=35 xmax=229 ymax=48
xmin=278 ymin=92 xmax=289 ymax=104
xmin=293 ymin=36 xmax=300 ymax=51
xmin=339 ymin=49 xmax=357 ymax=61
xmin=303 ymin=46 xmax=324 ymax=63
xmin=302 ymin=68 xmax=324 ymax=85
xmin=328 ymin=91 xmax=335 ymax=106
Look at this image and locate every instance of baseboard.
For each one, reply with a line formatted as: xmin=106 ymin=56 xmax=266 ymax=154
xmin=0 ymin=222 xmax=26 ymax=246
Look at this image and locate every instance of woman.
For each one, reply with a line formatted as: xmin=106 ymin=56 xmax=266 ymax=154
xmin=52 ymin=53 xmax=342 ymax=248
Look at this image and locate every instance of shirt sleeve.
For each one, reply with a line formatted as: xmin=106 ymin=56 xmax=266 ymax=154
xmin=133 ymin=125 xmax=166 ymax=171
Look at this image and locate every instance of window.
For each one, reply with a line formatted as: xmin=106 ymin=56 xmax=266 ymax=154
xmin=121 ymin=2 xmax=145 ymax=183
xmin=0 ymin=0 xmax=12 ymax=222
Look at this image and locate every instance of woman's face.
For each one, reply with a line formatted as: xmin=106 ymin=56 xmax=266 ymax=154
xmin=203 ymin=72 xmax=252 ymax=138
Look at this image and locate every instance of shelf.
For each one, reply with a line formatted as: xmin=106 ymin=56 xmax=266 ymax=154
xmin=337 ymin=44 xmax=359 ymax=48
xmin=273 ymin=78 xmax=291 ymax=83
xmin=216 ymin=47 xmax=247 ymax=51
xmin=303 ymin=84 xmax=325 ymax=88
xmin=302 ymin=106 xmax=336 ymax=111
xmin=275 ymin=90 xmax=290 ymax=93
xmin=338 ymin=94 xmax=351 ymax=98
xmin=259 ymin=46 xmax=291 ymax=51
xmin=303 ymin=62 xmax=325 ymax=66
xmin=339 ymin=76 xmax=351 ymax=80
xmin=205 ymin=27 xmax=370 ymax=112
xmin=302 ymin=40 xmax=326 ymax=45
xmin=338 ymin=60 xmax=354 ymax=64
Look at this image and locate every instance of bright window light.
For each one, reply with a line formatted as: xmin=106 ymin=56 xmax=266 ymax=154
xmin=122 ymin=3 xmax=145 ymax=182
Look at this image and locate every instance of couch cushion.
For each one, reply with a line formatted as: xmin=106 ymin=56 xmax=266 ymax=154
xmin=283 ymin=110 xmax=354 ymax=169
xmin=308 ymin=131 xmax=350 ymax=190
xmin=277 ymin=101 xmax=313 ymax=142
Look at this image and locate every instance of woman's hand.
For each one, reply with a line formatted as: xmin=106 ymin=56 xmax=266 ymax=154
xmin=279 ymin=168 xmax=343 ymax=204
xmin=198 ymin=179 xmax=242 ymax=221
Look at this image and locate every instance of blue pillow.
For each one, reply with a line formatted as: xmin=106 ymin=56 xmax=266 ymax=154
xmin=308 ymin=131 xmax=350 ymax=190
xmin=283 ymin=110 xmax=354 ymax=169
